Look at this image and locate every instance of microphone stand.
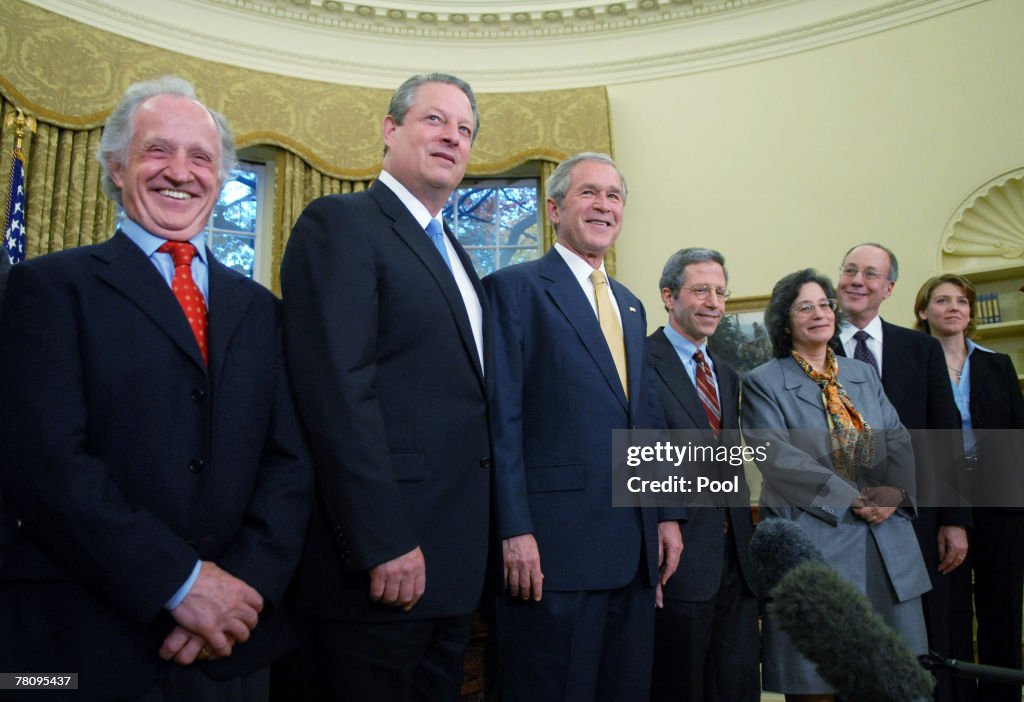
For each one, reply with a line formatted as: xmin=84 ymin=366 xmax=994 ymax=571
xmin=919 ymin=652 xmax=1024 ymax=686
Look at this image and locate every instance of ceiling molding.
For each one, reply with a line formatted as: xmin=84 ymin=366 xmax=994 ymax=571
xmin=197 ymin=0 xmax=775 ymax=39
xmin=25 ymin=0 xmax=986 ymax=90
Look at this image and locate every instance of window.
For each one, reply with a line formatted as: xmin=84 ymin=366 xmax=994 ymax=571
xmin=442 ymin=176 xmax=541 ymax=277
xmin=206 ymin=160 xmax=270 ymax=283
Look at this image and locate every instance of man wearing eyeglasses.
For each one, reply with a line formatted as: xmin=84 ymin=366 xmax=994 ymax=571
xmin=646 ymin=248 xmax=760 ymax=702
xmin=836 ymin=242 xmax=973 ymax=702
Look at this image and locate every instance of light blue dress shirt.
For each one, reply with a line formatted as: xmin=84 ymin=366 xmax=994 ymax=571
xmin=951 ymin=338 xmax=992 ymax=459
xmin=121 ymin=218 xmax=210 ymax=304
xmin=662 ymin=324 xmax=720 ymax=397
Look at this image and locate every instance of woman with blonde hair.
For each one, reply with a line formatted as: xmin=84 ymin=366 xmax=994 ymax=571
xmin=914 ymin=273 xmax=1024 ymax=701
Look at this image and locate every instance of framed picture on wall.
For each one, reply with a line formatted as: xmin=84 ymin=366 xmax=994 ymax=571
xmin=708 ymin=295 xmax=772 ymax=376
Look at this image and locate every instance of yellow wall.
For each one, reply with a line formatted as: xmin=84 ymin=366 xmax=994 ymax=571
xmin=609 ymin=0 xmax=1024 ymax=328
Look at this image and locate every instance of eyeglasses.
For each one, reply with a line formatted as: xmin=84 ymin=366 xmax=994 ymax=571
xmin=790 ymin=299 xmax=838 ymax=317
xmin=682 ymin=285 xmax=732 ymax=301
xmin=839 ymin=265 xmax=886 ymax=281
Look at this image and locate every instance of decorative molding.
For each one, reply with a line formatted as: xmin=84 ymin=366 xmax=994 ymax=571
xmin=23 ymin=0 xmax=987 ymax=90
xmin=0 ymin=1 xmax=612 ymax=178
xmin=940 ymin=167 xmax=1024 ymax=271
xmin=198 ymin=0 xmax=776 ymax=39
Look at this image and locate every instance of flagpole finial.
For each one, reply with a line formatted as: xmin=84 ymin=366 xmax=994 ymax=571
xmin=4 ymin=108 xmax=37 ymax=150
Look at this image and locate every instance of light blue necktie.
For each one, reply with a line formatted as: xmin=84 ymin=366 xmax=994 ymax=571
xmin=426 ymin=219 xmax=452 ymax=272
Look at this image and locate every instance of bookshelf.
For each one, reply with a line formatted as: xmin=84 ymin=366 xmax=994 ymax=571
xmin=960 ymin=264 xmax=1024 ymax=385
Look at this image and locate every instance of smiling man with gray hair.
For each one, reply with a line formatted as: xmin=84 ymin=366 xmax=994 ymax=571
xmin=0 ymin=75 xmax=312 ymax=701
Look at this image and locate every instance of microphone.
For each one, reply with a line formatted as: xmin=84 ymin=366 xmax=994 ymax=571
xmin=750 ymin=518 xmax=934 ymax=702
xmin=748 ymin=516 xmax=824 ymax=593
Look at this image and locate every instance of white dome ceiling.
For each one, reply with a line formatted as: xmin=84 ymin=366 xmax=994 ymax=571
xmin=28 ymin=0 xmax=981 ymax=90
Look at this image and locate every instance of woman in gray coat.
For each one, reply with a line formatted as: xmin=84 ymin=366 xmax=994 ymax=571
xmin=743 ymin=269 xmax=930 ymax=702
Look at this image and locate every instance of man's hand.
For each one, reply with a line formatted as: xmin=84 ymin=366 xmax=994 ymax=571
xmin=657 ymin=520 xmax=683 ymax=588
xmin=162 ymin=561 xmax=263 ymax=664
xmin=160 ymin=626 xmax=226 ymax=665
xmin=503 ymin=534 xmax=543 ymax=602
xmin=937 ymin=526 xmax=968 ymax=575
xmin=369 ymin=546 xmax=426 ymax=611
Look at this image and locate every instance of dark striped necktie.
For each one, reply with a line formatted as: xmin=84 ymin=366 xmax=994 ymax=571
xmin=693 ymin=350 xmax=721 ymax=437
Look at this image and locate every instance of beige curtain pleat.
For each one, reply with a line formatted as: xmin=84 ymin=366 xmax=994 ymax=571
xmin=1 ymin=97 xmax=116 ymax=260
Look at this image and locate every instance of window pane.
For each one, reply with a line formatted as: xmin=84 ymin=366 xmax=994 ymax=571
xmin=212 ymin=168 xmax=259 ymax=233
xmin=210 ymin=231 xmax=256 ymax=278
xmin=444 ymin=178 xmax=540 ymax=277
xmin=207 ymin=162 xmax=266 ymax=281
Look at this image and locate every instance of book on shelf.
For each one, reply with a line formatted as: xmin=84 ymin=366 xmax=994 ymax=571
xmin=975 ymin=292 xmax=1002 ymax=324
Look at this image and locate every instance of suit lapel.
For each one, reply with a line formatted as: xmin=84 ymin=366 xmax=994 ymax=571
xmin=611 ymin=276 xmax=645 ymax=413
xmin=369 ymin=181 xmax=485 ymax=382
xmin=95 ymin=232 xmax=206 ymax=371
xmin=650 ymin=329 xmax=710 ymax=429
xmin=708 ymin=349 xmax=739 ymax=427
xmin=541 ymin=250 xmax=627 ymax=410
xmin=879 ymin=319 xmax=903 ymax=396
xmin=782 ymin=356 xmax=826 ymax=413
xmin=207 ymin=256 xmax=254 ymax=385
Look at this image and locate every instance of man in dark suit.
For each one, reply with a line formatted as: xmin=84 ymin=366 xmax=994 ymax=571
xmin=836 ymin=242 xmax=974 ymax=702
xmin=279 ymin=73 xmax=490 ymax=702
xmin=647 ymin=247 xmax=759 ymax=702
xmin=0 ymin=76 xmax=312 ymax=701
xmin=486 ymin=152 xmax=682 ymax=702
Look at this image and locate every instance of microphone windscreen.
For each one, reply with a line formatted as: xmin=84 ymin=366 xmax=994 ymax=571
xmin=749 ymin=517 xmax=824 ymax=593
xmin=771 ymin=560 xmax=934 ymax=702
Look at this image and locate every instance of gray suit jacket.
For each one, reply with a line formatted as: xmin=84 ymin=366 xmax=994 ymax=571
xmin=742 ymin=355 xmax=930 ymax=601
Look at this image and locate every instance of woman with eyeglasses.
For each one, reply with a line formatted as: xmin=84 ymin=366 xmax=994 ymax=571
xmin=914 ymin=274 xmax=1024 ymax=702
xmin=742 ymin=269 xmax=929 ymax=702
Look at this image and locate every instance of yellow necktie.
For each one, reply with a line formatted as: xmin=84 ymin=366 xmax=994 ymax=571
xmin=590 ymin=269 xmax=628 ymax=397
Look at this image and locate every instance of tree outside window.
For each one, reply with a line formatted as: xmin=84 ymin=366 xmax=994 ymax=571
xmin=443 ymin=177 xmax=541 ymax=277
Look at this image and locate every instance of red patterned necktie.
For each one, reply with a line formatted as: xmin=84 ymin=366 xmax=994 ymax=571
xmin=158 ymin=241 xmax=208 ymax=365
xmin=693 ymin=350 xmax=721 ymax=438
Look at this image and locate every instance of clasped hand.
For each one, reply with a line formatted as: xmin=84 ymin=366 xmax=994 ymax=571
xmin=160 ymin=561 xmax=263 ymax=665
xmin=851 ymin=485 xmax=904 ymax=525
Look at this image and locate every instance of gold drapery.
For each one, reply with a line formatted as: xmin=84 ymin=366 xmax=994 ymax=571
xmin=0 ymin=0 xmax=616 ymax=279
xmin=0 ymin=98 xmax=117 ymax=258
xmin=0 ymin=1 xmax=611 ymax=179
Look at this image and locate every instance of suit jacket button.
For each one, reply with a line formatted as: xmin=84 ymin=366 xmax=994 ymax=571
xmin=189 ymin=459 xmax=205 ymax=473
xmin=191 ymin=388 xmax=206 ymax=402
xmin=480 ymin=457 xmax=491 ymax=469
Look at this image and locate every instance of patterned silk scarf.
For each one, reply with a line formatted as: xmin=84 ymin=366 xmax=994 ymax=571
xmin=791 ymin=348 xmax=876 ymax=480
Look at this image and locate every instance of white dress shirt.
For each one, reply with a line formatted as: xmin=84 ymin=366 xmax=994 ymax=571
xmin=839 ymin=314 xmax=884 ymax=376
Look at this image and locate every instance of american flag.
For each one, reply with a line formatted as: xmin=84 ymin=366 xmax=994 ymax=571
xmin=3 ymin=146 xmax=26 ymax=264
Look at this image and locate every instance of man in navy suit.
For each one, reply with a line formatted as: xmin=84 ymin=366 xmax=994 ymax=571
xmin=836 ymin=242 xmax=973 ymax=702
xmin=647 ymin=248 xmax=759 ymax=702
xmin=279 ymin=73 xmax=490 ymax=702
xmin=0 ymin=76 xmax=312 ymax=701
xmin=486 ymin=152 xmax=682 ymax=702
